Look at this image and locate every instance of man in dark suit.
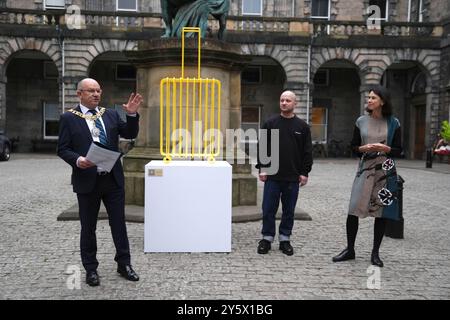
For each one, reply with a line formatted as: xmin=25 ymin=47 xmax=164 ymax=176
xmin=58 ymin=78 xmax=143 ymax=286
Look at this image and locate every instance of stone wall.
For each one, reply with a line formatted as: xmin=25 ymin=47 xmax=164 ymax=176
xmin=429 ymin=0 xmax=450 ymax=22
xmin=336 ymin=0 xmax=365 ymax=21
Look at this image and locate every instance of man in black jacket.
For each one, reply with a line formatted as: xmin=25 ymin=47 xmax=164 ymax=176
xmin=256 ymin=90 xmax=313 ymax=256
xmin=58 ymin=78 xmax=143 ymax=286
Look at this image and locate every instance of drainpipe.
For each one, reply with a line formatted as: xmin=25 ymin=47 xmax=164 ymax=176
xmin=327 ymin=0 xmax=331 ymax=34
xmin=57 ymin=25 xmax=65 ymax=114
xmin=407 ymin=0 xmax=411 ymax=22
xmin=306 ymin=31 xmax=318 ymax=124
xmin=61 ymin=39 xmax=65 ymax=113
xmin=306 ymin=42 xmax=311 ymax=124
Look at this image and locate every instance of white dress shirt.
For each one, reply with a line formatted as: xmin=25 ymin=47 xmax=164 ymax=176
xmin=79 ymin=104 xmax=107 ymax=143
xmin=76 ymin=104 xmax=107 ymax=172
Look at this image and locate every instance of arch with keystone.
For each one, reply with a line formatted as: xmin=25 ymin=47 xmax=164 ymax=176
xmin=0 ymin=37 xmax=62 ymax=129
xmin=238 ymin=43 xmax=309 ymax=117
xmin=310 ymin=46 xmax=441 ymax=148
xmin=63 ymin=39 xmax=138 ymax=108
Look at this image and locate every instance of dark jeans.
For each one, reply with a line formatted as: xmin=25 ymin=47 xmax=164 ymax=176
xmin=77 ymin=173 xmax=131 ymax=272
xmin=261 ymin=180 xmax=300 ymax=241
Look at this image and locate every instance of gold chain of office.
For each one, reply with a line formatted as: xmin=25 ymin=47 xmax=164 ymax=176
xmin=69 ymin=107 xmax=106 ymax=121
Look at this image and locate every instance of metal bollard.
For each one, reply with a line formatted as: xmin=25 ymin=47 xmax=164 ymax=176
xmin=426 ymin=148 xmax=433 ymax=168
xmin=385 ymin=175 xmax=405 ymax=239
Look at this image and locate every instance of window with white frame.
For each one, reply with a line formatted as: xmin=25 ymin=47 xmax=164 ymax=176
xmin=242 ymin=0 xmax=263 ymax=16
xmin=410 ymin=0 xmax=424 ymax=22
xmin=44 ymin=0 xmax=65 ymax=10
xmin=369 ymin=0 xmax=388 ymax=21
xmin=43 ymin=102 xmax=60 ymax=139
xmin=117 ymin=0 xmax=137 ymax=11
xmin=311 ymin=0 xmax=329 ymax=19
xmin=310 ymin=106 xmax=328 ymax=143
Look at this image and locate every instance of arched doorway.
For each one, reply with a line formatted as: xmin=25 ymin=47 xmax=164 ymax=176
xmin=5 ymin=50 xmax=59 ymax=152
xmin=311 ymin=59 xmax=361 ymax=157
xmin=240 ymin=56 xmax=286 ymax=158
xmin=88 ymin=52 xmax=137 ymax=153
xmin=88 ymin=51 xmax=137 ymax=115
xmin=381 ymin=62 xmax=430 ymax=159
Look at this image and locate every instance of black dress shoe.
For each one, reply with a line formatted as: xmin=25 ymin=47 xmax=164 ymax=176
xmin=117 ymin=264 xmax=139 ymax=281
xmin=371 ymin=252 xmax=384 ymax=267
xmin=86 ymin=270 xmax=100 ymax=286
xmin=257 ymin=239 xmax=271 ymax=254
xmin=332 ymin=248 xmax=355 ymax=262
xmin=279 ymin=241 xmax=294 ymax=256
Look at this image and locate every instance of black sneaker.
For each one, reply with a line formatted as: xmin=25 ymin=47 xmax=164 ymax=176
xmin=279 ymin=241 xmax=294 ymax=256
xmin=257 ymin=239 xmax=271 ymax=254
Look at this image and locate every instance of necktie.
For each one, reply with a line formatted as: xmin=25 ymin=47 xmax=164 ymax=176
xmin=89 ymin=109 xmax=108 ymax=146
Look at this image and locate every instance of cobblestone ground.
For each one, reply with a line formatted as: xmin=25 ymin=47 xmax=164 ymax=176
xmin=0 ymin=154 xmax=449 ymax=300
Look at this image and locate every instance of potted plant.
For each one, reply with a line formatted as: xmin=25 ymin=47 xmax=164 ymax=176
xmin=435 ymin=120 xmax=450 ymax=155
xmin=441 ymin=120 xmax=450 ymax=142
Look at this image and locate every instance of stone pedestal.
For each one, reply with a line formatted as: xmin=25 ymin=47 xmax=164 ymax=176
xmin=123 ymin=38 xmax=256 ymax=207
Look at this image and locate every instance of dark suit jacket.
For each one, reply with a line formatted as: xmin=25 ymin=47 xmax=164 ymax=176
xmin=57 ymin=106 xmax=139 ymax=194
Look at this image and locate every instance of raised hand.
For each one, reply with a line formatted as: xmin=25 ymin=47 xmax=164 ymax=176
xmin=122 ymin=93 xmax=143 ymax=115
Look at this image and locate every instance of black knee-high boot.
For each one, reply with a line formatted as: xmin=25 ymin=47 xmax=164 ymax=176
xmin=371 ymin=217 xmax=386 ymax=267
xmin=332 ymin=215 xmax=358 ymax=262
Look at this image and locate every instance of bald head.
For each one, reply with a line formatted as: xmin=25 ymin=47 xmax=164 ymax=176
xmin=279 ymin=90 xmax=297 ymax=118
xmin=77 ymin=78 xmax=100 ymax=91
xmin=280 ymin=90 xmax=296 ymax=101
xmin=77 ymin=78 xmax=102 ymax=109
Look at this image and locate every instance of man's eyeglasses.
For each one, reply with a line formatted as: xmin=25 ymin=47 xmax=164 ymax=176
xmin=80 ymin=89 xmax=102 ymax=94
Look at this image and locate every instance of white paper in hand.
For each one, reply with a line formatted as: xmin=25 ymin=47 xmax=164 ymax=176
xmin=85 ymin=142 xmax=121 ymax=172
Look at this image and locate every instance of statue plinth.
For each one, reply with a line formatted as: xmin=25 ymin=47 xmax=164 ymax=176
xmin=123 ymin=39 xmax=257 ymax=207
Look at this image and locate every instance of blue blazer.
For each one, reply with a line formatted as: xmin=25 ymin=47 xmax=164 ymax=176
xmin=57 ymin=105 xmax=139 ymax=194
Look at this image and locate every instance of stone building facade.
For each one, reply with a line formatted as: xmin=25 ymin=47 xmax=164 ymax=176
xmin=0 ymin=0 xmax=449 ymax=159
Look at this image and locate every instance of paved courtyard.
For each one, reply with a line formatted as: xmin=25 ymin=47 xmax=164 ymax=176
xmin=0 ymin=153 xmax=449 ymax=300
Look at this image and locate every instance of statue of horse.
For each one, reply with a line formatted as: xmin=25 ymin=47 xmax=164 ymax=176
xmin=160 ymin=0 xmax=229 ymax=40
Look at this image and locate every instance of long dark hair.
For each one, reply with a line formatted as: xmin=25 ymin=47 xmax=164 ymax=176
xmin=366 ymin=85 xmax=393 ymax=118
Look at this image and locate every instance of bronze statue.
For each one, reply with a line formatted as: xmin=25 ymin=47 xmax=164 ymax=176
xmin=161 ymin=0 xmax=229 ymax=39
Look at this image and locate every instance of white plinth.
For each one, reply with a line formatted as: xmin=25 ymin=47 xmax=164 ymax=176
xmin=144 ymin=160 xmax=232 ymax=252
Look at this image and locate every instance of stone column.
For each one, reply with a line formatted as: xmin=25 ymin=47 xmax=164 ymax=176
xmin=359 ymin=83 xmax=375 ymax=115
xmin=0 ymin=73 xmax=6 ymax=130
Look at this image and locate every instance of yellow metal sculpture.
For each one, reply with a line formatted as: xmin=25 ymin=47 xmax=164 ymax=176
xmin=160 ymin=27 xmax=221 ymax=163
